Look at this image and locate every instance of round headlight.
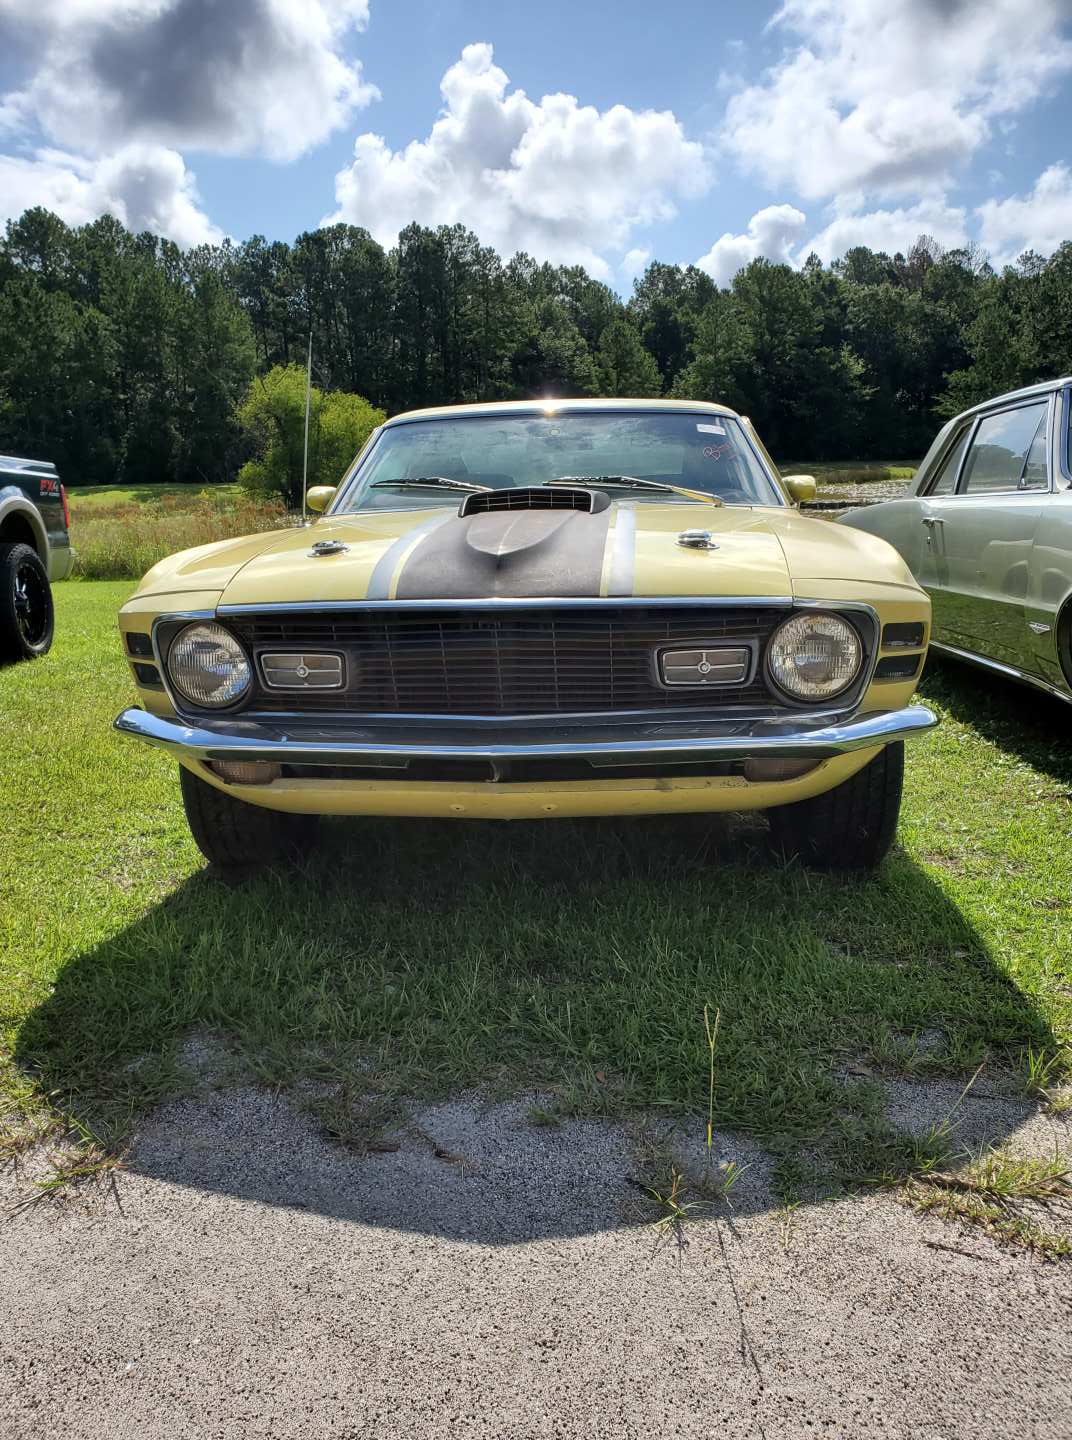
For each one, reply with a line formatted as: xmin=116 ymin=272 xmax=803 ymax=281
xmin=767 ymin=612 xmax=863 ymax=702
xmin=167 ymin=622 xmax=251 ymax=708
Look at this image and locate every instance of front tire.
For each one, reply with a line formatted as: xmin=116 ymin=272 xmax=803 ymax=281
xmin=179 ymin=765 xmax=319 ymax=870
xmin=767 ymin=741 xmax=904 ymax=872
xmin=0 ymin=542 xmax=54 ymax=662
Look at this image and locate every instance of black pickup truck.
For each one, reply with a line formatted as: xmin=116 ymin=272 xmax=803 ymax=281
xmin=0 ymin=454 xmax=72 ymax=661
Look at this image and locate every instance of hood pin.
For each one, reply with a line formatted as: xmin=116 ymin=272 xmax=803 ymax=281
xmin=677 ymin=529 xmax=719 ymax=551
xmin=309 ymin=539 xmax=349 ymax=557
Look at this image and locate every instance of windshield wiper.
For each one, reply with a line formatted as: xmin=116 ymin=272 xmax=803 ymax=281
xmin=370 ymin=476 xmax=491 ymax=493
xmin=546 ymin=475 xmax=722 ymax=505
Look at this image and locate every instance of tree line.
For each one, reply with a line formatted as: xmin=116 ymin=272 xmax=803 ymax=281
xmin=2 ymin=204 xmax=1072 ymax=491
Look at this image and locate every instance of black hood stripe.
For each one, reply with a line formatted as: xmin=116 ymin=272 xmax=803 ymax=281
xmin=605 ymin=504 xmax=637 ymax=596
xmin=393 ymin=504 xmax=613 ymax=600
xmin=367 ymin=511 xmax=454 ymax=599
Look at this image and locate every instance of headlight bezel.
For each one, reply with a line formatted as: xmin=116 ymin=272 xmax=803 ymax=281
xmin=162 ymin=619 xmax=253 ymax=711
xmin=764 ymin=609 xmax=869 ymax=707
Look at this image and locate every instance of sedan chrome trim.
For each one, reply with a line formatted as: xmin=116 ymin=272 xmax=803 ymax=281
xmin=930 ymin=641 xmax=1071 ymax=705
xmin=115 ymin=704 xmax=937 ymax=768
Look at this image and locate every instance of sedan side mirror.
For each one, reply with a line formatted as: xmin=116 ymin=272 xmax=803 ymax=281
xmin=783 ymin=474 xmax=817 ymax=505
xmin=306 ymin=485 xmax=337 ymax=514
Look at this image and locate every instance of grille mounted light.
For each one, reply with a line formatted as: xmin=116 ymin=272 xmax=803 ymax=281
xmin=261 ymin=652 xmax=345 ymax=690
xmin=658 ymin=645 xmax=751 ymax=687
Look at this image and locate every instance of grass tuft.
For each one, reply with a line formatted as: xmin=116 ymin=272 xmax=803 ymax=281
xmin=905 ymin=1148 xmax=1072 ymax=1259
xmin=305 ymin=1090 xmax=404 ymax=1155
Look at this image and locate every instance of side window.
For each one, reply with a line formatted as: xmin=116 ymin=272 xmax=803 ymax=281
xmin=1020 ymin=412 xmax=1049 ymax=489
xmin=927 ymin=425 xmax=971 ymax=495
xmin=960 ymin=401 xmax=1049 ymax=494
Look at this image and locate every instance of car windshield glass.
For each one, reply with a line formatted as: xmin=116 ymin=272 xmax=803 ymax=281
xmin=337 ymin=411 xmax=782 ymax=512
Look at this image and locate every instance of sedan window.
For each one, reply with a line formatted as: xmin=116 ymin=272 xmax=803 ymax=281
xmin=961 ymin=401 xmax=1049 ymax=494
xmin=926 ymin=425 xmax=971 ymax=494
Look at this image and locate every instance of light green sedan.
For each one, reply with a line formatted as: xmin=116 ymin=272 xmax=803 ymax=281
xmin=840 ymin=377 xmax=1072 ymax=704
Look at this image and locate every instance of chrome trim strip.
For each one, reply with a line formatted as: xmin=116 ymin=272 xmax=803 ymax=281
xmin=115 ymin=704 xmax=937 ymax=767
xmin=216 ymin=595 xmax=801 ymax=614
xmin=930 ymin=641 xmax=1072 ymax=705
xmin=606 ymin=504 xmax=637 ymax=596
xmin=366 ymin=510 xmax=454 ymax=600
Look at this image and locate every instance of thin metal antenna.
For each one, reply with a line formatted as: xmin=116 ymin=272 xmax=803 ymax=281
xmin=301 ymin=330 xmax=312 ymax=524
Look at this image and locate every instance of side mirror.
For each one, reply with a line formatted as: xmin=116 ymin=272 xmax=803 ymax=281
xmin=783 ymin=474 xmax=817 ymax=505
xmin=306 ymin=485 xmax=337 ymax=514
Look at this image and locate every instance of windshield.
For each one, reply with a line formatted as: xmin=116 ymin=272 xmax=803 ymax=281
xmin=337 ymin=411 xmax=783 ymax=512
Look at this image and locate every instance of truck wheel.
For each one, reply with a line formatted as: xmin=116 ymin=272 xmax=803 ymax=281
xmin=766 ymin=742 xmax=904 ymax=872
xmin=179 ymin=765 xmax=319 ymax=870
xmin=0 ymin=542 xmax=54 ymax=662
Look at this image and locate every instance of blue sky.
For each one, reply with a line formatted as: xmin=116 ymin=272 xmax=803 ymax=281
xmin=2 ymin=0 xmax=1072 ymax=289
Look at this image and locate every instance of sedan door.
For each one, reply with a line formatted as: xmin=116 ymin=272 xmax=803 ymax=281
xmin=919 ymin=397 xmax=1052 ymax=664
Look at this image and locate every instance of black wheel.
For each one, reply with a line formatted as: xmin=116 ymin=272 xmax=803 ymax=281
xmin=767 ymin=741 xmax=904 ymax=872
xmin=0 ymin=542 xmax=54 ymax=662
xmin=179 ymin=765 xmax=319 ymax=870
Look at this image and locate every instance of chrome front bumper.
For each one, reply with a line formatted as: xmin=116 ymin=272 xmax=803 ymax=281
xmin=114 ymin=704 xmax=937 ymax=769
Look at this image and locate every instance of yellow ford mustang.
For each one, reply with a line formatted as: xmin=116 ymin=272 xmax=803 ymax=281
xmin=115 ymin=400 xmax=936 ymax=871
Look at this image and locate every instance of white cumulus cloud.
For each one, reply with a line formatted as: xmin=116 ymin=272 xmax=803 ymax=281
xmin=692 ymin=195 xmax=976 ymax=287
xmin=804 ymin=196 xmax=969 ymax=264
xmin=722 ymin=0 xmax=1072 ymax=202
xmin=0 ymin=0 xmax=376 ymax=162
xmin=0 ymin=144 xmax=224 ymax=248
xmin=977 ymin=163 xmax=1072 ymax=267
xmin=327 ymin=42 xmax=709 ymax=278
xmin=695 ymin=204 xmax=807 ymax=285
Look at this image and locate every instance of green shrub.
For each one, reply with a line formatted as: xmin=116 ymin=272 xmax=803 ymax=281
xmin=236 ymin=365 xmax=384 ymax=508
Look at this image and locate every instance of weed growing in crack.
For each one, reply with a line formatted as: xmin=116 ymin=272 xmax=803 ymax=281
xmin=905 ymin=1147 xmax=1072 ymax=1259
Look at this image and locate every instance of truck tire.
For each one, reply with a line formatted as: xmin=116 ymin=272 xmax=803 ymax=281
xmin=179 ymin=765 xmax=319 ymax=870
xmin=0 ymin=542 xmax=54 ymax=662
xmin=766 ymin=741 xmax=904 ymax=872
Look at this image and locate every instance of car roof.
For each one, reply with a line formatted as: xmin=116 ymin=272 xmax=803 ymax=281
xmin=952 ymin=376 xmax=1072 ymax=422
xmin=382 ymin=398 xmax=739 ymax=427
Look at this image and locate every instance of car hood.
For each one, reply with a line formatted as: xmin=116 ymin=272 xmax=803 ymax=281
xmin=136 ymin=501 xmax=917 ymax=607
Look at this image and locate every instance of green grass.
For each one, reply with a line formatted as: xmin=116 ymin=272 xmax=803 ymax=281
xmin=2 ymin=582 xmax=1070 ymax=1200
xmin=65 ymin=483 xmax=242 ymax=511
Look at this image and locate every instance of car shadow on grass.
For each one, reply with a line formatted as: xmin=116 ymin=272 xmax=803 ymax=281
xmin=12 ymin=806 xmax=1061 ymax=1241
xmin=920 ymin=654 xmax=1072 ymax=785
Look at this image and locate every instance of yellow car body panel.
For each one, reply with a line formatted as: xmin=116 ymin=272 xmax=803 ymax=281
xmin=125 ymin=500 xmax=921 ymax=610
xmin=175 ymin=749 xmax=879 ymax=820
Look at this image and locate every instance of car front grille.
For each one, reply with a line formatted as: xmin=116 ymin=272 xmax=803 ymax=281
xmin=224 ymin=604 xmax=793 ymax=717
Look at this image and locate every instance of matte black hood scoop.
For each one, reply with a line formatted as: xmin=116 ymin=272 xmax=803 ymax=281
xmin=459 ymin=486 xmax=610 ymax=516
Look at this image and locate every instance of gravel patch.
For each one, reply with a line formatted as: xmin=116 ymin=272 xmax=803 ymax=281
xmin=884 ymin=1076 xmax=1072 ymax=1157
xmin=2 ymin=1082 xmax=1070 ymax=1439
